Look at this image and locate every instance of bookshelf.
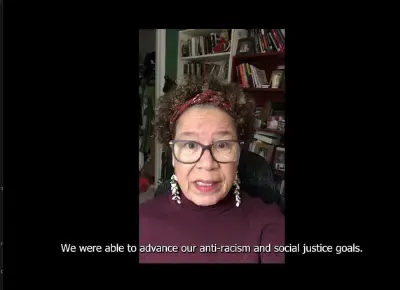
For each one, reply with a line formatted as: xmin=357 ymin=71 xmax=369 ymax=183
xmin=230 ymin=29 xmax=286 ymax=198
xmin=177 ymin=29 xmax=249 ymax=81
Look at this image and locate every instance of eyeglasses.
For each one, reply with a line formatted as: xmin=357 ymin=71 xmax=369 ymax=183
xmin=169 ymin=140 xmax=244 ymax=164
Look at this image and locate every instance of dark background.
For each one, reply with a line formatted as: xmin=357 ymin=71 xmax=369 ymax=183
xmin=1 ymin=1 xmax=3 ymax=286
xmin=3 ymin=4 xmax=381 ymax=289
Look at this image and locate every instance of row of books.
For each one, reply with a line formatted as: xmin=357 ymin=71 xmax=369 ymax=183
xmin=183 ymin=61 xmax=229 ymax=79
xmin=247 ymin=29 xmax=285 ymax=53
xmin=236 ymin=63 xmax=285 ymax=89
xmin=181 ymin=32 xmax=230 ymax=57
xmin=236 ymin=63 xmax=268 ymax=88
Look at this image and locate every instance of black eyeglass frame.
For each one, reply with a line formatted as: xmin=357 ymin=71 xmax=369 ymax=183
xmin=169 ymin=140 xmax=245 ymax=164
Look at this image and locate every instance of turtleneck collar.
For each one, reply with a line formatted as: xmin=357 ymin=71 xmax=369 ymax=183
xmin=169 ymin=187 xmax=237 ymax=213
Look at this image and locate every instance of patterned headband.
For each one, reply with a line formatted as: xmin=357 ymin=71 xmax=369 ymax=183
xmin=169 ymin=89 xmax=236 ymax=124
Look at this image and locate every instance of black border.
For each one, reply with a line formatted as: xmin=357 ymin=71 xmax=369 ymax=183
xmin=285 ymin=28 xmax=373 ymax=263
xmin=5 ymin=9 xmax=139 ymax=287
xmin=4 ymin=20 xmax=374 ymax=288
xmin=0 ymin=1 xmax=3 ymax=286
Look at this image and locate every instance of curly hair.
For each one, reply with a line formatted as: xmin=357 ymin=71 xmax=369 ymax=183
xmin=154 ymin=76 xmax=256 ymax=150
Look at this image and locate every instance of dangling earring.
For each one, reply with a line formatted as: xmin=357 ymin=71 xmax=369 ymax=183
xmin=170 ymin=174 xmax=181 ymax=204
xmin=233 ymin=171 xmax=241 ymax=207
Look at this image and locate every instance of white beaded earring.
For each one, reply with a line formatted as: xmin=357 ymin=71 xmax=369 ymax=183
xmin=170 ymin=174 xmax=181 ymax=204
xmin=233 ymin=171 xmax=241 ymax=207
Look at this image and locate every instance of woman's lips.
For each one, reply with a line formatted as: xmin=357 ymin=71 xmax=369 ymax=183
xmin=193 ymin=180 xmax=221 ymax=193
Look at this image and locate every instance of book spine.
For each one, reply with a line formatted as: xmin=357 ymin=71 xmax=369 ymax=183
xmin=267 ymin=30 xmax=279 ymax=51
xmin=241 ymin=64 xmax=249 ymax=88
xmin=260 ymin=29 xmax=269 ymax=52
xmin=253 ymin=29 xmax=260 ymax=53
xmin=271 ymin=29 xmax=284 ymax=51
xmin=238 ymin=64 xmax=246 ymax=88
xmin=211 ymin=35 xmax=214 ymax=53
xmin=250 ymin=65 xmax=259 ymax=87
xmin=245 ymin=63 xmax=254 ymax=88
xmin=275 ymin=29 xmax=285 ymax=47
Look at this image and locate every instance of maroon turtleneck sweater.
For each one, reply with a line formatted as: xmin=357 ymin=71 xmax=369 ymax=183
xmin=139 ymin=191 xmax=285 ymax=263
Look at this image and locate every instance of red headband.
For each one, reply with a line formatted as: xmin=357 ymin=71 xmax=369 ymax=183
xmin=169 ymin=89 xmax=236 ymax=124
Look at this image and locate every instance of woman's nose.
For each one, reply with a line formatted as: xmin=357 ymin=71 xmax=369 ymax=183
xmin=197 ymin=149 xmax=217 ymax=169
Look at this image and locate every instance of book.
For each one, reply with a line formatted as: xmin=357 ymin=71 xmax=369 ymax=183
xmin=254 ymin=133 xmax=280 ymax=145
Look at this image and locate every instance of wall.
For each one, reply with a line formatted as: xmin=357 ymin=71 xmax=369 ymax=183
xmin=139 ymin=29 xmax=156 ymax=64
xmin=162 ymin=29 xmax=180 ymax=180
xmin=165 ymin=29 xmax=179 ymax=80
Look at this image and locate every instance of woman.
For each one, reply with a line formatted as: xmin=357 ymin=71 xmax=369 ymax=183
xmin=139 ymin=77 xmax=285 ymax=263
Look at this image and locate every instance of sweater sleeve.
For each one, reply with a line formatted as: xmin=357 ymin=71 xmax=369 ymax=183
xmin=260 ymin=208 xmax=285 ymax=263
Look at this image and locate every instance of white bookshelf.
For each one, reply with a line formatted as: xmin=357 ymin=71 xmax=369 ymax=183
xmin=176 ymin=29 xmax=248 ymax=82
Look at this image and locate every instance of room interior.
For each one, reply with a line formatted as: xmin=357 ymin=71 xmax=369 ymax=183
xmin=139 ymin=29 xmax=285 ymax=206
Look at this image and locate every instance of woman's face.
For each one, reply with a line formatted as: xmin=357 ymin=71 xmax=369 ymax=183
xmin=172 ymin=106 xmax=239 ymax=206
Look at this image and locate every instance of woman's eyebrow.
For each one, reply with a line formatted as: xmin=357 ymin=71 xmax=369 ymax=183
xmin=213 ymin=130 xmax=234 ymax=138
